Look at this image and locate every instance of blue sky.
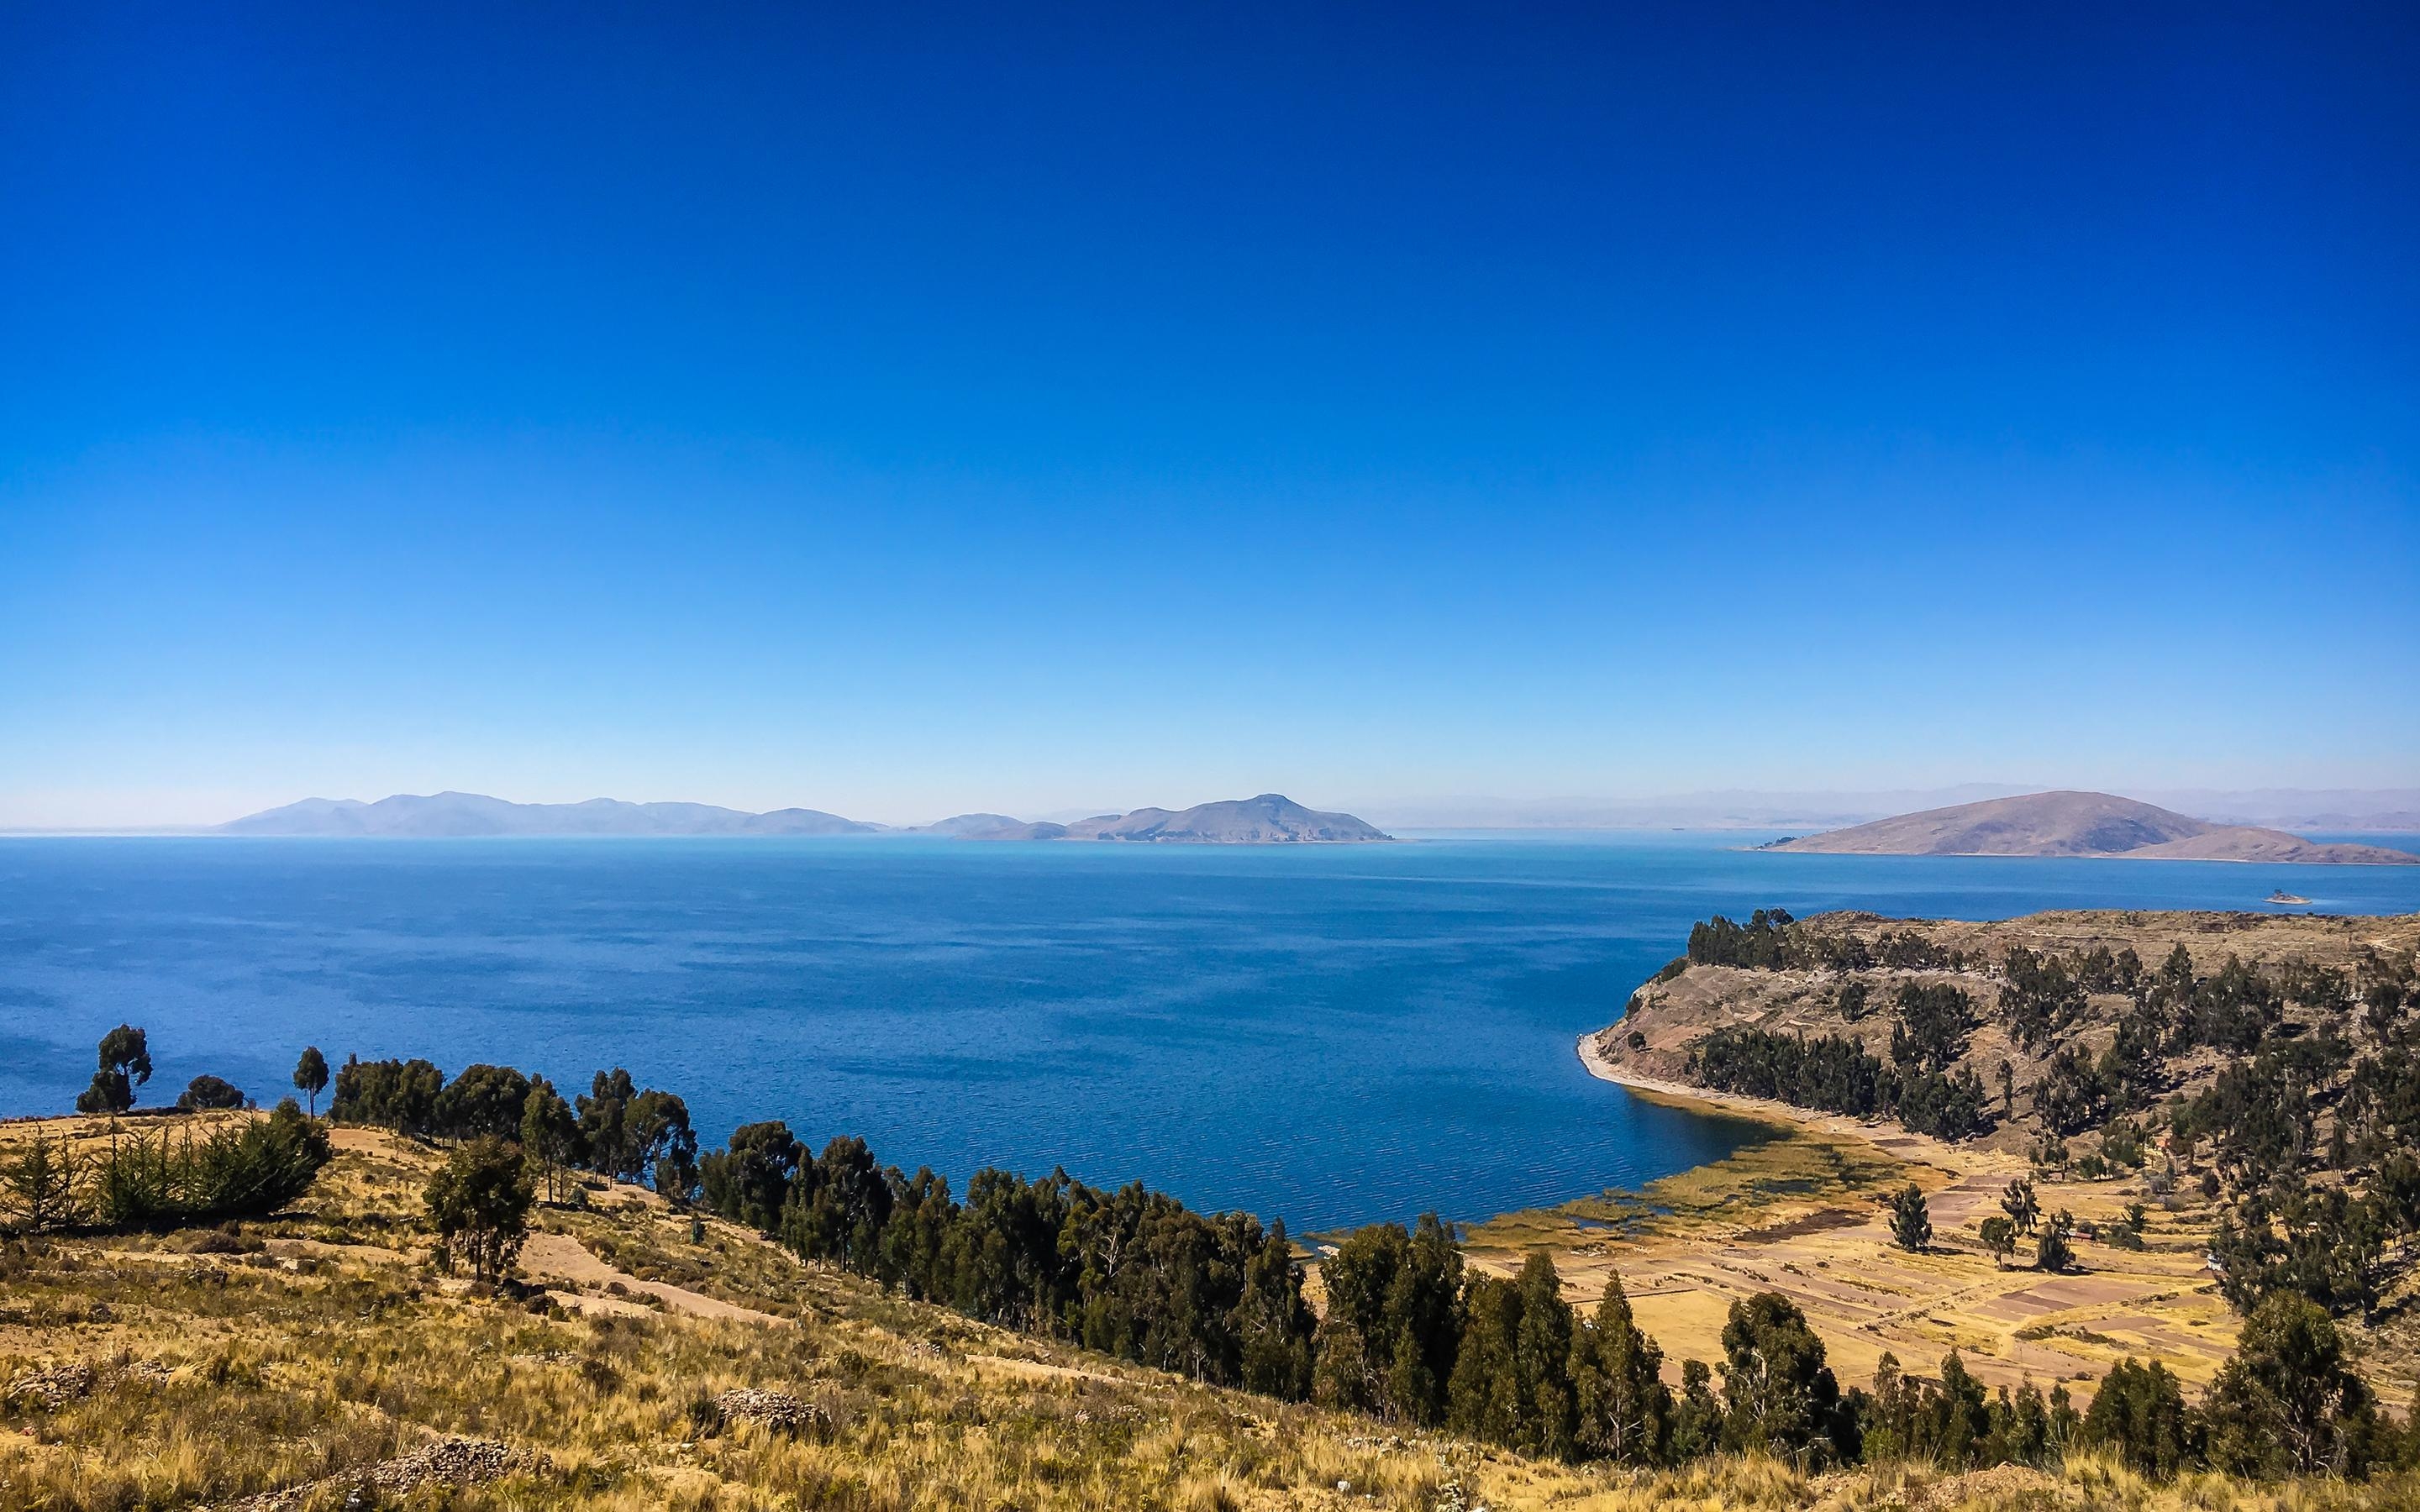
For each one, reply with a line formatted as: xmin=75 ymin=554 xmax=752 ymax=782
xmin=3 ymin=3 xmax=2415 ymax=827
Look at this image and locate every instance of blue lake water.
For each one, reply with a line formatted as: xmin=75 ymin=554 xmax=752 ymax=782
xmin=3 ymin=832 xmax=2416 ymax=1232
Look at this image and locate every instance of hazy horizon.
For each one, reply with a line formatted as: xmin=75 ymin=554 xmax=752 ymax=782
xmin=10 ymin=780 xmax=2420 ymax=837
xmin=4 ymin=7 xmax=2414 ymax=830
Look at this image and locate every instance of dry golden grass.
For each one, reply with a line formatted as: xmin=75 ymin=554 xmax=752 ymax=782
xmin=0 ymin=1120 xmax=1573 ymax=1510
xmin=1460 ymin=1097 xmax=2325 ymax=1408
xmin=6 ymin=1116 xmax=2415 ymax=1509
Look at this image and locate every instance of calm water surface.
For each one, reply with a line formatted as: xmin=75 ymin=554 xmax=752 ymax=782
xmin=4 ymin=832 xmax=2417 ymax=1231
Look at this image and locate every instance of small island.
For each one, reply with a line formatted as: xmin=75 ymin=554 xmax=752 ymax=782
xmin=2267 ymin=890 xmax=2313 ymax=905
xmin=1760 ymin=790 xmax=2419 ymax=865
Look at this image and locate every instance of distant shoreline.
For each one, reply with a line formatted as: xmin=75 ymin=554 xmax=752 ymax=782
xmin=1744 ymin=844 xmax=2418 ymax=867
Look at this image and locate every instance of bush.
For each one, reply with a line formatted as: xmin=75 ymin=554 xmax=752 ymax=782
xmin=424 ymin=1136 xmax=536 ymax=1283
xmin=176 ymin=1074 xmax=247 ymax=1111
xmin=66 ymin=1100 xmax=330 ymax=1232
xmin=2036 ymin=1215 xmax=2075 ymax=1273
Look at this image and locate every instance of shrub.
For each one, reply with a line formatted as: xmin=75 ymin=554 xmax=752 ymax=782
xmin=424 ymin=1136 xmax=536 ymax=1283
xmin=177 ymin=1074 xmax=247 ymax=1111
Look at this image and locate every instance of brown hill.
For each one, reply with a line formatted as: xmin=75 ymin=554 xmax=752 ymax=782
xmin=1766 ymin=790 xmax=2417 ymax=864
xmin=967 ymin=794 xmax=1389 ymax=843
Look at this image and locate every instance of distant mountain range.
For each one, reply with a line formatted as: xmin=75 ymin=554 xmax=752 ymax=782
xmin=1351 ymin=785 xmax=2420 ymax=832
xmin=928 ymin=794 xmax=1389 ymax=843
xmin=218 ymin=793 xmax=878 ymax=837
xmin=218 ymin=791 xmax=1391 ymax=843
xmin=1763 ymin=790 xmax=2420 ymax=865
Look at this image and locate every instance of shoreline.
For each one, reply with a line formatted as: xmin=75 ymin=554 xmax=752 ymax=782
xmin=1573 ymin=1028 xmax=1980 ymax=1173
xmin=1745 ymin=845 xmax=2418 ymax=867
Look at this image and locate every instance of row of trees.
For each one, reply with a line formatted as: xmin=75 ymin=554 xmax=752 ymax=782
xmin=328 ymin=1056 xmax=698 ymax=1194
xmin=672 ymin=1111 xmax=2412 ymax=1480
xmin=1681 ymin=911 xmax=1978 ymax=976
xmin=1686 ymin=982 xmax=1996 ymax=1143
xmin=394 ymin=1062 xmax=2396 ymax=1487
xmin=690 ymin=1121 xmax=1315 ymax=1394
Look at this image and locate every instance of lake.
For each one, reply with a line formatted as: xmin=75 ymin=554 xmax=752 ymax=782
xmin=3 ymin=832 xmax=2417 ymax=1232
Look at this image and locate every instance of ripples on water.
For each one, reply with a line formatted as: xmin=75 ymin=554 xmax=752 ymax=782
xmin=3 ymin=832 xmax=2416 ymax=1231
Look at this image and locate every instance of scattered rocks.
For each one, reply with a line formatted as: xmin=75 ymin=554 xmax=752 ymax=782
xmin=1069 ymin=1404 xmax=1145 ymax=1426
xmin=3 ymin=1359 xmax=173 ymax=1410
xmin=222 ymin=1436 xmax=544 ymax=1509
xmin=710 ymin=1388 xmax=831 ymax=1436
xmin=3 ymin=1363 xmax=92 ymax=1410
xmin=366 ymin=1437 xmax=543 ymax=1493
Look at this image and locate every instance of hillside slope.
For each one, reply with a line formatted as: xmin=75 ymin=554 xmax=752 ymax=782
xmin=0 ymin=1119 xmax=1542 ymax=1511
xmin=1765 ymin=790 xmax=2417 ymax=864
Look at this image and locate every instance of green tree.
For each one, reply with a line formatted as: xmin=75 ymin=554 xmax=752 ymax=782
xmin=2204 ymin=1294 xmax=2382 ymax=1478
xmin=432 ymin=1063 xmax=532 ymax=1142
xmin=2000 ymin=1177 xmax=2038 ymax=1234
xmin=176 ymin=1074 xmax=246 ymax=1110
xmin=1445 ymin=1272 xmax=1523 ymax=1448
xmin=424 ymin=1135 xmax=536 ymax=1283
xmin=1310 ymin=1315 xmax=1375 ymax=1414
xmin=329 ymin=1055 xmax=445 ymax=1134
xmin=1315 ymin=1214 xmax=1461 ymax=1424
xmin=292 ymin=1046 xmax=329 ymax=1116
xmin=1570 ymin=1269 xmax=1669 ymax=1464
xmin=2079 ymin=1357 xmax=2199 ymax=1478
xmin=188 ymin=1100 xmax=331 ymax=1218
xmin=1512 ymin=1251 xmax=1578 ymax=1459
xmin=1716 ymin=1291 xmax=1849 ymax=1469
xmin=782 ymin=1135 xmax=892 ymax=1273
xmin=576 ymin=1070 xmax=696 ymax=1189
xmin=0 ymin=1131 xmax=83 ymax=1232
xmin=1887 ymin=1184 xmax=1931 ymax=1252
xmin=699 ymin=1120 xmax=802 ymax=1231
xmin=1313 ymin=1221 xmax=1406 ymax=1414
xmin=1666 ymin=1358 xmax=1724 ymax=1462
xmin=1927 ymin=1349 xmax=1991 ymax=1467
xmin=1979 ymin=1215 xmax=2017 ymax=1268
xmin=1234 ymin=1219 xmax=1314 ymax=1399
xmin=76 ymin=1024 xmax=153 ymax=1115
xmin=1381 ymin=1214 xmax=1464 ymax=1425
xmin=518 ymin=1076 xmax=579 ymax=1203
xmin=2036 ymin=1210 xmax=2075 ymax=1273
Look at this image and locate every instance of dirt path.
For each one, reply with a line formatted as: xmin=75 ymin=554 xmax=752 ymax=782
xmin=518 ymin=1231 xmax=791 ymax=1326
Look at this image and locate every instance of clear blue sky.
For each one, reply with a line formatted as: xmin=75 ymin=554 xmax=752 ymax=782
xmin=3 ymin=3 xmax=2415 ymax=827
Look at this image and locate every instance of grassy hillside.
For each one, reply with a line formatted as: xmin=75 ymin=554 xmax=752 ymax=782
xmin=3 ymin=1115 xmax=2408 ymax=1510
